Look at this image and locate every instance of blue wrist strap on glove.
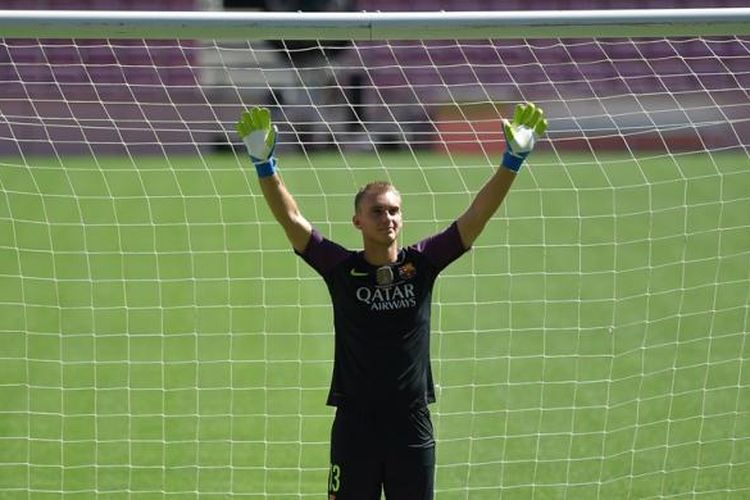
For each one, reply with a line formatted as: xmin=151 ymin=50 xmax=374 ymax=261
xmin=501 ymin=121 xmax=531 ymax=173
xmin=252 ymin=156 xmax=277 ymax=178
xmin=248 ymin=134 xmax=277 ymax=178
xmin=501 ymin=150 xmax=528 ymax=173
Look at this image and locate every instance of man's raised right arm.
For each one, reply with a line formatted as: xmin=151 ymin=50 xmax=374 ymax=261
xmin=237 ymin=107 xmax=312 ymax=253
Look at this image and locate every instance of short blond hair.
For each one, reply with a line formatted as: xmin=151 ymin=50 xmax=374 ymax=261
xmin=354 ymin=181 xmax=400 ymax=212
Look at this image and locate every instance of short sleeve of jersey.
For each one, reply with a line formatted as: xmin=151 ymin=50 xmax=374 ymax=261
xmin=411 ymin=221 xmax=469 ymax=272
xmin=295 ymin=229 xmax=352 ymax=277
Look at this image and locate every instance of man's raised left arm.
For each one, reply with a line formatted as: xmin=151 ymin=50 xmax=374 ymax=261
xmin=456 ymin=102 xmax=548 ymax=248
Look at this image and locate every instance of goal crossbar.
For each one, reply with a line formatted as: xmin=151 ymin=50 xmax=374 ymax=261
xmin=1 ymin=8 xmax=750 ymax=40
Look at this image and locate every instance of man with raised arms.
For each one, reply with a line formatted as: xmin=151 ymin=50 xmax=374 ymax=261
xmin=236 ymin=104 xmax=547 ymax=499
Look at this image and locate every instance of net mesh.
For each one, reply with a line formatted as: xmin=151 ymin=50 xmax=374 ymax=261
xmin=0 ymin=31 xmax=749 ymax=497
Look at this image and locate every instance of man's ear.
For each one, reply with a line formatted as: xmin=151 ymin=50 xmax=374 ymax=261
xmin=352 ymin=214 xmax=361 ymax=230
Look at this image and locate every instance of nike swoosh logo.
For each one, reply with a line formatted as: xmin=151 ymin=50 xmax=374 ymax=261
xmin=349 ymin=269 xmax=368 ymax=277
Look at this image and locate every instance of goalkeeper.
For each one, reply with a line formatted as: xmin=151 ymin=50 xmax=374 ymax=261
xmin=237 ymin=104 xmax=547 ymax=499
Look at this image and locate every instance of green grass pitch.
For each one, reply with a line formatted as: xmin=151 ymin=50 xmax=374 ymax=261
xmin=0 ymin=149 xmax=749 ymax=498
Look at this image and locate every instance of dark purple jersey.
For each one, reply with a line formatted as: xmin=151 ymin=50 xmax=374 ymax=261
xmin=296 ymin=222 xmax=468 ymax=410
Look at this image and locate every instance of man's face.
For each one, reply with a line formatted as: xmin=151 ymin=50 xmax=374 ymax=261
xmin=353 ymin=188 xmax=402 ymax=246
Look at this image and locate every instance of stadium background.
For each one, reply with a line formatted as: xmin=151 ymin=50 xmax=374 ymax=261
xmin=1 ymin=0 xmax=748 ymax=157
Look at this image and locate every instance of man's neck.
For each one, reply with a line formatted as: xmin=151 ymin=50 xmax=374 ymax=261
xmin=362 ymin=242 xmax=399 ymax=267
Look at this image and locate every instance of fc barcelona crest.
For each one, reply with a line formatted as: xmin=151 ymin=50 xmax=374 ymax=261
xmin=399 ymin=262 xmax=416 ymax=280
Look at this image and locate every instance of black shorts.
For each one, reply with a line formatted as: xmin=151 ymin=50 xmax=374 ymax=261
xmin=327 ymin=405 xmax=435 ymax=500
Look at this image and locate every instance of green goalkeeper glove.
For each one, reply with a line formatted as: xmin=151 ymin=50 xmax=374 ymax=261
xmin=236 ymin=107 xmax=278 ymax=178
xmin=502 ymin=102 xmax=548 ymax=173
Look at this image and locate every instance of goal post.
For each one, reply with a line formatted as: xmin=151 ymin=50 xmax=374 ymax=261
xmin=0 ymin=8 xmax=749 ymax=498
xmin=1 ymin=8 xmax=750 ymax=39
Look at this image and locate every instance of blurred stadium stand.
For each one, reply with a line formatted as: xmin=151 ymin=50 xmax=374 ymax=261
xmin=0 ymin=0 xmax=747 ymax=155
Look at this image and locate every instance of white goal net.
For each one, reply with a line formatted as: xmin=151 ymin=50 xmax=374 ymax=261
xmin=0 ymin=8 xmax=749 ymax=498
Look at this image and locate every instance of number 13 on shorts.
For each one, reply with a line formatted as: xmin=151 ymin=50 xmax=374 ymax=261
xmin=328 ymin=463 xmax=341 ymax=497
